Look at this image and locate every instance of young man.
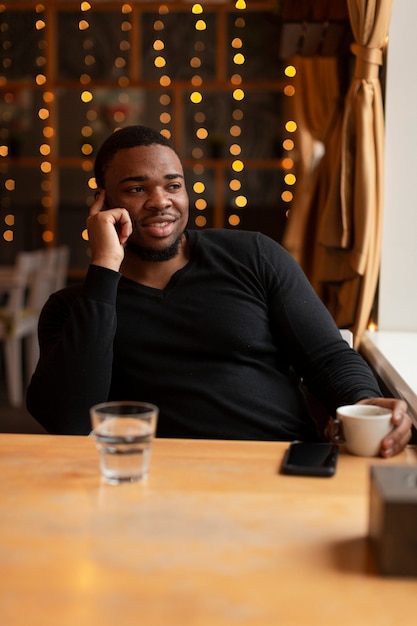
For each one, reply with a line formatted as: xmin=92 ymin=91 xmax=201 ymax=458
xmin=26 ymin=125 xmax=411 ymax=456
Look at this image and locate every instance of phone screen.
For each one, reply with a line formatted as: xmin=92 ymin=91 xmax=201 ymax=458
xmin=281 ymin=442 xmax=338 ymax=477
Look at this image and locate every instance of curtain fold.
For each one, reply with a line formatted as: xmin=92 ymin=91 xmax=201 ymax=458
xmin=341 ymin=0 xmax=393 ymax=347
xmin=284 ymin=0 xmax=393 ymax=349
xmin=283 ymin=56 xmax=343 ymax=270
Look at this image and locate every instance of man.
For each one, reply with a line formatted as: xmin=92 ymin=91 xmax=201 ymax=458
xmin=26 ymin=125 xmax=412 ymax=456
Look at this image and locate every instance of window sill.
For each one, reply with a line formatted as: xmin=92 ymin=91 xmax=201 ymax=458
xmin=360 ymin=331 xmax=417 ymax=428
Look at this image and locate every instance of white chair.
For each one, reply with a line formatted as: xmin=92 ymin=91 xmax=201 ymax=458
xmin=0 ymin=247 xmax=68 ymax=407
xmin=43 ymin=245 xmax=70 ymax=293
xmin=0 ymin=251 xmax=40 ymax=405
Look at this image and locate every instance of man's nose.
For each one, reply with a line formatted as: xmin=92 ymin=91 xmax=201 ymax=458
xmin=145 ymin=187 xmax=171 ymax=209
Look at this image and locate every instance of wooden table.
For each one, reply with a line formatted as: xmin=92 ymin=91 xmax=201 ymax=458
xmin=1 ymin=435 xmax=417 ymax=626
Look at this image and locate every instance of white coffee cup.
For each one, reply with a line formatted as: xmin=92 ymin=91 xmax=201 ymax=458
xmin=335 ymin=405 xmax=393 ymax=457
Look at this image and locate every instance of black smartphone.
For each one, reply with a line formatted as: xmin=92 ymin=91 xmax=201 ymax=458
xmin=281 ymin=442 xmax=338 ymax=477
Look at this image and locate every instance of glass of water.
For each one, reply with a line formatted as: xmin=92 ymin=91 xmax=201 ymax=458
xmin=90 ymin=401 xmax=159 ymax=484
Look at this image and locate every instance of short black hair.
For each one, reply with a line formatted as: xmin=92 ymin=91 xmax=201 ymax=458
xmin=94 ymin=125 xmax=178 ymax=189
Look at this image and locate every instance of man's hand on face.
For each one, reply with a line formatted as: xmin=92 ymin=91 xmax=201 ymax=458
xmin=87 ymin=190 xmax=133 ymax=272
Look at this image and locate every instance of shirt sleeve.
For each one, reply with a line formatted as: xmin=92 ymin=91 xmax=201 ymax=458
xmin=257 ymin=234 xmax=382 ymax=414
xmin=26 ymin=264 xmax=121 ymax=434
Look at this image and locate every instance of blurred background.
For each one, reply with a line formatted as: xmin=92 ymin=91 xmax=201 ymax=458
xmin=0 ymin=0 xmax=352 ymax=276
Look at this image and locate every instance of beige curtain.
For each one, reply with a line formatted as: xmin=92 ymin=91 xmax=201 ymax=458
xmin=310 ymin=0 xmax=393 ymax=348
xmin=283 ymin=56 xmax=343 ymax=271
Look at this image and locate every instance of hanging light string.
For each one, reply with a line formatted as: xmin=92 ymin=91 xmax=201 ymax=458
xmin=79 ymin=0 xmax=94 ymax=167
xmin=190 ymin=2 xmax=208 ymax=229
xmin=81 ymin=2 xmax=134 ymax=246
xmin=78 ymin=0 xmax=96 ymax=240
xmin=153 ymin=4 xmax=171 ymax=139
xmin=116 ymin=3 xmax=131 ymax=90
xmin=36 ymin=2 xmax=56 ymax=244
xmin=282 ymin=63 xmax=296 ymax=219
xmin=0 ymin=4 xmax=14 ymax=244
xmin=228 ymin=0 xmax=246 ymax=228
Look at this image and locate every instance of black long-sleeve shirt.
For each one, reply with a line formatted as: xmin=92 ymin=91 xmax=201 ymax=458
xmin=26 ymin=229 xmax=382 ymax=438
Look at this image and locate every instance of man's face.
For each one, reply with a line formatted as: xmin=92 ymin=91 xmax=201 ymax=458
xmin=103 ymin=143 xmax=189 ymax=258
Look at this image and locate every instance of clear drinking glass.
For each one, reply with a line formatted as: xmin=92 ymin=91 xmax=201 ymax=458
xmin=90 ymin=401 xmax=159 ymax=484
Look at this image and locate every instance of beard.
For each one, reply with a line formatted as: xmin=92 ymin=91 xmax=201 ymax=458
xmin=126 ymin=233 xmax=184 ymax=262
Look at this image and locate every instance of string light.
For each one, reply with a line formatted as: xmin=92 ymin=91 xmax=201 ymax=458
xmin=118 ymin=4 xmax=131 ymax=87
xmin=282 ymin=64 xmax=297 ymax=218
xmin=228 ymin=6 xmax=247 ymax=228
xmin=79 ymin=1 xmax=93 ymax=162
xmin=189 ymin=2 xmax=208 ymax=228
xmin=0 ymin=7 xmax=27 ymax=243
xmin=81 ymin=4 xmax=134 ymax=242
xmin=0 ymin=1 xmax=288 ymax=250
xmin=77 ymin=0 xmax=97 ymax=226
xmin=34 ymin=5 xmax=55 ymax=243
xmin=0 ymin=99 xmax=12 ymax=242
xmin=152 ymin=5 xmax=171 ymax=139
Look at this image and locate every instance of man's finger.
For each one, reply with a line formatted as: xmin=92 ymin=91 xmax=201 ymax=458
xmin=89 ymin=189 xmax=106 ymax=217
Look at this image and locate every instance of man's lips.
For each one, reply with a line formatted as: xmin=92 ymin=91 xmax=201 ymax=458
xmin=144 ymin=221 xmax=171 ymax=228
xmin=141 ymin=216 xmax=177 ymax=237
xmin=141 ymin=214 xmax=176 ymax=226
